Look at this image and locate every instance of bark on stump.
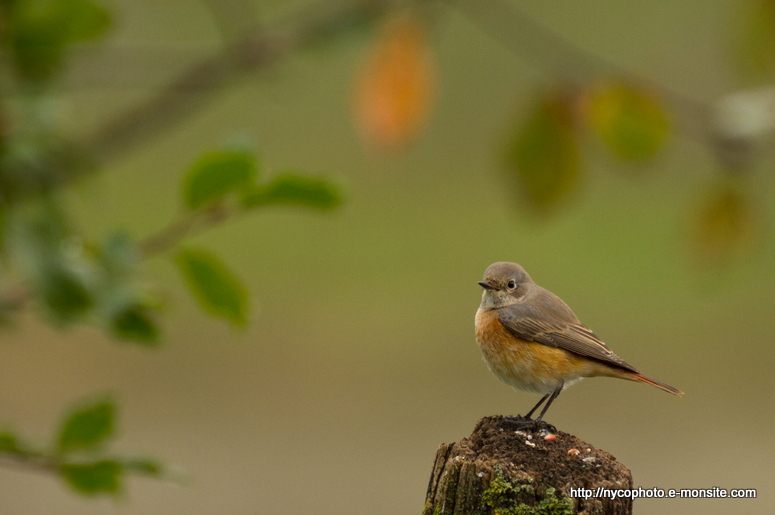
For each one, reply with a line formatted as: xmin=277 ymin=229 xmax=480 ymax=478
xmin=423 ymin=416 xmax=633 ymax=515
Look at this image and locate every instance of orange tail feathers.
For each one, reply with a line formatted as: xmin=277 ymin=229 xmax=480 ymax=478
xmin=626 ymin=372 xmax=683 ymax=396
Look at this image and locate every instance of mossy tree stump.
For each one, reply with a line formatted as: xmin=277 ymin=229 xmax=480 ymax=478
xmin=422 ymin=416 xmax=633 ymax=515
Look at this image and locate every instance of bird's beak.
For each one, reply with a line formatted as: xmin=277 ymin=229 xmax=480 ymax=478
xmin=478 ymin=281 xmax=496 ymax=290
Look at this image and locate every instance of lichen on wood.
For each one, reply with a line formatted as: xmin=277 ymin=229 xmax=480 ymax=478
xmin=422 ymin=416 xmax=633 ymax=515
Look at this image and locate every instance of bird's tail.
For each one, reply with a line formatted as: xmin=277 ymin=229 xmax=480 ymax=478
xmin=625 ymin=371 xmax=683 ymax=396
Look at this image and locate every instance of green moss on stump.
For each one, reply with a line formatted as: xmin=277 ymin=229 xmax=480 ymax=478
xmin=482 ymin=469 xmax=572 ymax=515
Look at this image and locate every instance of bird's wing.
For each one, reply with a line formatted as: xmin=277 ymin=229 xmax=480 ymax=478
xmin=497 ymin=303 xmax=638 ymax=373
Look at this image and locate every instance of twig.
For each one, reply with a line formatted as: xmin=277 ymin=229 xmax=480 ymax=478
xmin=83 ymin=0 xmax=405 ymax=166
xmin=0 ymin=204 xmax=236 ymax=310
xmin=452 ymin=0 xmax=712 ymax=145
xmin=0 ymin=451 xmax=60 ymax=475
xmin=137 ymin=204 xmax=234 ymax=258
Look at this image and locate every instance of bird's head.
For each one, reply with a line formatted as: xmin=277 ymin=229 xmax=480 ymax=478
xmin=478 ymin=262 xmax=533 ymax=309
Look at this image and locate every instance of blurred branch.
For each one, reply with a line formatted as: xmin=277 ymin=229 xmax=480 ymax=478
xmin=458 ymin=0 xmax=775 ymax=169
xmin=9 ymin=0 xmax=769 ymax=198
xmin=137 ymin=204 xmax=234 ymax=258
xmin=50 ymin=0 xmax=761 ymax=184
xmin=452 ymin=0 xmax=712 ymax=145
xmin=0 ymin=206 xmax=235 ymax=309
xmin=200 ymin=0 xmax=259 ymax=41
xmin=0 ymin=451 xmax=59 ymax=475
xmin=83 ymin=0 xmax=410 ymax=167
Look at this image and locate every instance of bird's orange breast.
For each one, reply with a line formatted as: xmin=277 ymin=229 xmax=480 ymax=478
xmin=475 ymin=308 xmax=606 ymax=394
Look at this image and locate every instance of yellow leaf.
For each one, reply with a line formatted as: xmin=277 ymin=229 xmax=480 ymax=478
xmin=586 ymin=81 xmax=670 ymax=162
xmin=352 ymin=15 xmax=436 ymax=152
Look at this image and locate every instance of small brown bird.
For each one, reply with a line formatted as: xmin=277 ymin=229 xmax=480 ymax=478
xmin=475 ymin=262 xmax=682 ymax=423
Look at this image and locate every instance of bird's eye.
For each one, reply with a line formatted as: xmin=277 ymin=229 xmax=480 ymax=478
xmin=507 ymin=280 xmax=517 ymax=290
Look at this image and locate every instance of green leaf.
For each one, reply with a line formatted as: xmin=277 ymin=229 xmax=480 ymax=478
xmin=504 ymin=90 xmax=580 ymax=213
xmin=97 ymin=231 xmax=138 ymax=279
xmin=9 ymin=0 xmax=111 ymax=83
xmin=0 ymin=431 xmax=23 ymax=455
xmin=175 ymin=248 xmax=248 ymax=326
xmin=15 ymin=199 xmax=92 ymax=323
xmin=40 ymin=267 xmax=93 ymax=323
xmin=588 ymin=82 xmax=670 ymax=161
xmin=241 ymin=172 xmax=343 ymax=210
xmin=110 ymin=304 xmax=160 ymax=346
xmin=58 ymin=399 xmax=115 ymax=454
xmin=60 ymin=0 xmax=112 ymax=43
xmin=183 ymin=151 xmax=258 ymax=209
xmin=60 ymin=460 xmax=122 ymax=496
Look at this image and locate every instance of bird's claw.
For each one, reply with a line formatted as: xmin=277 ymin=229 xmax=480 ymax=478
xmin=502 ymin=415 xmax=556 ymax=435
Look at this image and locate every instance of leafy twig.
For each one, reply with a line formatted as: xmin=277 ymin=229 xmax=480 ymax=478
xmin=137 ymin=204 xmax=234 ymax=258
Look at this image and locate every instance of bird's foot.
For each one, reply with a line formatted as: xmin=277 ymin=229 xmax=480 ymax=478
xmin=502 ymin=415 xmax=556 ymax=435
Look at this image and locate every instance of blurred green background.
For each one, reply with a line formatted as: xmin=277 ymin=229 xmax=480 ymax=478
xmin=0 ymin=0 xmax=773 ymax=513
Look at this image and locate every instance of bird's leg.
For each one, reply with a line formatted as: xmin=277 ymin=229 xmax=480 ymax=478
xmin=502 ymin=396 xmax=543 ymax=427
xmin=524 ymin=394 xmax=550 ymax=420
xmin=503 ymin=386 xmax=563 ymax=433
xmin=534 ymin=384 xmax=563 ymax=423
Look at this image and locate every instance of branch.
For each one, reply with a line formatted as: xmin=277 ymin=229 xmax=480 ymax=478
xmin=61 ymin=0 xmax=755 ymax=188
xmin=0 ymin=205 xmax=236 ymax=310
xmin=137 ymin=204 xmax=235 ymax=258
xmin=82 ymin=0 xmax=408 ymax=166
xmin=0 ymin=451 xmax=60 ymax=475
xmin=452 ymin=0 xmax=712 ymax=146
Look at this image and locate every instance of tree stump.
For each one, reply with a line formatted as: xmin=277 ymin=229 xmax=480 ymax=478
xmin=422 ymin=416 xmax=633 ymax=515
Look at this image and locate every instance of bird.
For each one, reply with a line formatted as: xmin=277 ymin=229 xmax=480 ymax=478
xmin=475 ymin=261 xmax=682 ymax=423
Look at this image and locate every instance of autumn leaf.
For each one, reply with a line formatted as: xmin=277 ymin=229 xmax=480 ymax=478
xmin=689 ymin=175 xmax=763 ymax=268
xmin=352 ymin=15 xmax=436 ymax=152
xmin=503 ymin=89 xmax=581 ymax=214
xmin=586 ymin=81 xmax=670 ymax=162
